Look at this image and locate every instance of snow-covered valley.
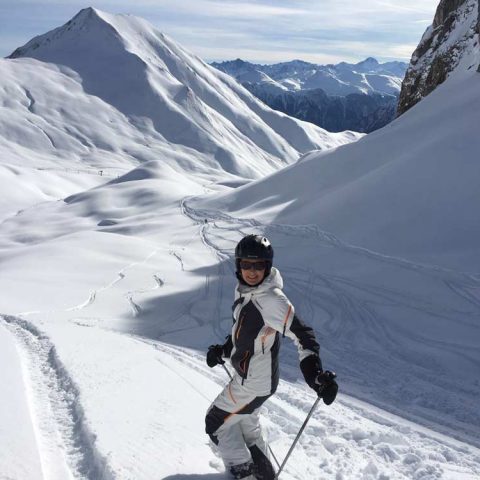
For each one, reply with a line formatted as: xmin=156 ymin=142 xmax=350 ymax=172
xmin=2 ymin=186 xmax=480 ymax=479
xmin=1 ymin=5 xmax=480 ymax=480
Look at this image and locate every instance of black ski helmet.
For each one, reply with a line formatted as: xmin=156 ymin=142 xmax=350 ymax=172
xmin=235 ymin=234 xmax=274 ymax=283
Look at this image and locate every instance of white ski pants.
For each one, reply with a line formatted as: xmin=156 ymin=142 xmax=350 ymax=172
xmin=205 ymin=376 xmax=272 ymax=468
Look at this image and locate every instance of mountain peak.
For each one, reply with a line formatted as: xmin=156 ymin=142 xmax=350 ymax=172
xmin=8 ymin=7 xmax=117 ymax=59
xmin=70 ymin=6 xmax=108 ymax=25
xmin=73 ymin=6 xmax=98 ymax=18
xmin=358 ymin=57 xmax=379 ymax=65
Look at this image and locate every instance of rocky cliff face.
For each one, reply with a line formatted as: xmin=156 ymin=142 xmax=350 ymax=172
xmin=244 ymin=84 xmax=397 ymax=133
xmin=398 ymin=0 xmax=479 ymax=115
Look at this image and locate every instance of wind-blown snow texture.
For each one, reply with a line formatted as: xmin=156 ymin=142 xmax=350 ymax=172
xmin=1 ymin=6 xmax=479 ymax=480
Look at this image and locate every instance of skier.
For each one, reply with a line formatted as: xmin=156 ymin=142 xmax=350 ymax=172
xmin=205 ymin=234 xmax=338 ymax=479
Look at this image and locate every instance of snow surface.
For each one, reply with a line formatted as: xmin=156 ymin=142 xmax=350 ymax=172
xmin=6 ymin=8 xmax=360 ymax=184
xmin=195 ymin=70 xmax=480 ymax=268
xmin=1 ymin=6 xmax=479 ymax=480
xmin=189 ymin=69 xmax=480 ymax=454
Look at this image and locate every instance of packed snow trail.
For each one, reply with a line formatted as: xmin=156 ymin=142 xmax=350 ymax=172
xmin=1 ymin=315 xmax=114 ymax=480
xmin=0 ymin=322 xmax=43 ymax=479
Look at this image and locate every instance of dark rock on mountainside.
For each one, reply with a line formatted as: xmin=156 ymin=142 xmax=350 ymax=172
xmin=244 ymin=84 xmax=397 ymax=133
xmin=398 ymin=0 xmax=479 ymax=115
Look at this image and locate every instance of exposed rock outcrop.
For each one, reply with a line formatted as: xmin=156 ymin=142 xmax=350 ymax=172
xmin=398 ymin=0 xmax=479 ymax=115
xmin=244 ymin=84 xmax=398 ymax=133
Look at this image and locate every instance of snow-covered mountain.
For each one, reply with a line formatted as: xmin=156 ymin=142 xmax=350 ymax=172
xmin=1 ymin=5 xmax=480 ymax=480
xmin=212 ymin=58 xmax=406 ymax=96
xmin=211 ymin=58 xmax=407 ymax=133
xmin=1 ymin=7 xmax=359 ymax=220
xmin=398 ymin=0 xmax=479 ymax=114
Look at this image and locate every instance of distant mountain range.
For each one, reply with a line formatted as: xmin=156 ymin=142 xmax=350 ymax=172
xmin=211 ymin=58 xmax=408 ymax=133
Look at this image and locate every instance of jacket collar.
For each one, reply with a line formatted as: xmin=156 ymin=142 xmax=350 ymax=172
xmin=237 ymin=267 xmax=283 ymax=295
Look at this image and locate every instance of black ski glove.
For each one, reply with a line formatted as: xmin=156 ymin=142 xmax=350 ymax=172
xmin=300 ymin=355 xmax=338 ymax=405
xmin=206 ymin=344 xmax=225 ymax=368
xmin=315 ymin=371 xmax=338 ymax=405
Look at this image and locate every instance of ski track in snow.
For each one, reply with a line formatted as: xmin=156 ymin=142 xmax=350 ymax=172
xmin=0 ymin=314 xmax=114 ymax=480
xmin=25 ymin=117 xmax=57 ymax=149
xmin=182 ymin=197 xmax=480 ymax=285
xmin=18 ymin=247 xmax=165 ymax=319
xmin=3 ymin=190 xmax=478 ymax=478
xmin=180 ymin=197 xmax=239 ymax=340
xmin=181 ymin=196 xmax=480 ymax=347
xmin=170 ymin=250 xmax=185 ymax=271
xmin=199 ymin=222 xmax=230 ymax=340
xmin=180 ymin=196 xmax=480 ymax=446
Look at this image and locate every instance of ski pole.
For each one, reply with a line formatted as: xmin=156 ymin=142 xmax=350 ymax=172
xmin=221 ymin=363 xmax=281 ymax=470
xmin=222 ymin=363 xmax=233 ymax=380
xmin=274 ymin=396 xmax=320 ymax=479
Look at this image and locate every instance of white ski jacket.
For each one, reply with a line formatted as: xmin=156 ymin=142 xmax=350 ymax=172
xmin=225 ymin=267 xmax=320 ymax=396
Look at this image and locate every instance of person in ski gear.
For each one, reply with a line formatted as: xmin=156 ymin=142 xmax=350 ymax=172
xmin=205 ymin=234 xmax=338 ymax=479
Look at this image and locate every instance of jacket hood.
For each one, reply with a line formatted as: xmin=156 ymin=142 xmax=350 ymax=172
xmin=237 ymin=267 xmax=283 ymax=295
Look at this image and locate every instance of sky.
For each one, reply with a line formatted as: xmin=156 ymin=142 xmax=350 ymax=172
xmin=0 ymin=0 xmax=440 ymax=64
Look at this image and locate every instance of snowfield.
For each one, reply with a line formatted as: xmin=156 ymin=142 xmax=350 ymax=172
xmin=1 ymin=6 xmax=480 ymax=480
xmin=2 ymin=315 xmax=480 ymax=480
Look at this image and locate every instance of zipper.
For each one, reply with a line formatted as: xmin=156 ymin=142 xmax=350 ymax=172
xmin=239 ymin=350 xmax=250 ymax=385
xmin=282 ymin=304 xmax=292 ymax=338
xmin=239 ymin=351 xmax=250 ymax=374
xmin=235 ymin=314 xmax=246 ymax=341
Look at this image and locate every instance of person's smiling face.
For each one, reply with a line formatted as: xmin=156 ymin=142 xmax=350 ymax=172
xmin=239 ymin=259 xmax=266 ymax=286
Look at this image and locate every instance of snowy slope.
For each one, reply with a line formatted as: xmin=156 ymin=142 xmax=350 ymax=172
xmin=1 ymin=91 xmax=479 ymax=478
xmin=0 ymin=56 xmax=150 ymax=221
xmin=2 ymin=314 xmax=480 ymax=479
xmin=7 ymin=8 xmax=359 ymax=180
xmin=1 ymin=7 xmax=362 ymax=228
xmin=189 ymin=68 xmax=480 ymax=442
xmin=194 ymin=70 xmax=480 ymax=268
xmin=1 ymin=158 xmax=480 ymax=478
xmin=1 ymin=6 xmax=479 ymax=480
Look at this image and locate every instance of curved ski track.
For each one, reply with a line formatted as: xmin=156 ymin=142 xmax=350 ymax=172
xmin=180 ymin=195 xmax=480 ymax=446
xmin=0 ymin=314 xmax=114 ymax=480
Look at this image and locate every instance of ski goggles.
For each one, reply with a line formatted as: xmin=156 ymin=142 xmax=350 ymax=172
xmin=239 ymin=260 xmax=267 ymax=271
